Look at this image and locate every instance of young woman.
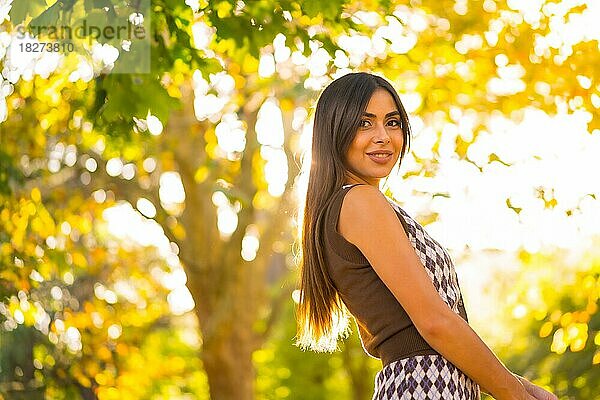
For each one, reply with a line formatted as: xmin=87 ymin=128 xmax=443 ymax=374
xmin=295 ymin=72 xmax=558 ymax=400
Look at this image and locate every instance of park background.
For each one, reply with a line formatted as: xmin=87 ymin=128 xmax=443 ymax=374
xmin=1 ymin=0 xmax=599 ymax=399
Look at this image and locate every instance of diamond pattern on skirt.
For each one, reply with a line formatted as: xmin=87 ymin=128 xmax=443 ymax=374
xmin=372 ymin=355 xmax=481 ymax=400
xmin=387 ymin=199 xmax=463 ymax=314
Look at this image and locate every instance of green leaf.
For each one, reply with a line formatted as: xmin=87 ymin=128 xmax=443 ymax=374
xmin=0 ymin=149 xmax=25 ymax=196
xmin=9 ymin=0 xmax=47 ymax=25
xmin=302 ymin=0 xmax=343 ymax=19
xmin=71 ymin=10 xmax=108 ymax=38
xmin=99 ymin=75 xmax=180 ymax=125
xmin=84 ymin=0 xmax=94 ymax=13
xmin=136 ymin=78 xmax=182 ymax=121
xmin=28 ymin=2 xmax=61 ymax=33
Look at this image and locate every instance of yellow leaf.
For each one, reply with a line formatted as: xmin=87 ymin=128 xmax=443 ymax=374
xmin=1 ymin=208 xmax=10 ymax=222
xmin=570 ymin=337 xmax=586 ymax=352
xmin=84 ymin=361 xmax=100 ymax=377
xmin=539 ymin=321 xmax=553 ymax=338
xmin=26 ymin=202 xmax=36 ymax=216
xmin=216 ymin=1 xmax=231 ymax=18
xmin=560 ymin=312 xmax=573 ymax=327
xmin=166 ymin=84 xmax=181 ymax=98
xmin=242 ymin=54 xmax=259 ymax=74
xmin=205 ymin=141 xmax=218 ymax=159
xmin=11 ymin=231 xmax=24 ymax=250
xmin=253 ymin=191 xmax=276 ymax=210
xmin=234 ymin=74 xmax=246 ymax=89
xmin=97 ymin=386 xmax=120 ymax=400
xmin=97 ymin=346 xmax=112 ymax=361
xmin=95 ymin=372 xmax=109 ymax=385
xmin=72 ymin=252 xmax=87 ymax=267
xmin=0 ymin=243 xmax=12 ymax=256
xmin=31 ymin=188 xmax=41 ymax=203
xmin=173 ymin=224 xmax=186 ymax=240
xmin=76 ymin=374 xmax=92 ymax=388
xmin=194 ymin=166 xmax=209 ymax=183
xmin=280 ymin=98 xmax=294 ymax=111
xmin=23 ymin=307 xmax=37 ymax=326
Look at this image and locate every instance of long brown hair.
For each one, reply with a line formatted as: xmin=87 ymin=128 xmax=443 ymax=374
xmin=295 ymin=72 xmax=411 ymax=351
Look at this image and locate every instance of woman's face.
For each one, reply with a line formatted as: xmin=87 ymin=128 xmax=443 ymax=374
xmin=343 ymin=89 xmax=404 ymax=187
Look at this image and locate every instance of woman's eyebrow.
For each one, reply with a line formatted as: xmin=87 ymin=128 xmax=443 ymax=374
xmin=362 ymin=111 xmax=400 ymax=118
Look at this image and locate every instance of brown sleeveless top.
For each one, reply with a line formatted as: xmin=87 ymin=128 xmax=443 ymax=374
xmin=323 ymin=183 xmax=469 ymax=366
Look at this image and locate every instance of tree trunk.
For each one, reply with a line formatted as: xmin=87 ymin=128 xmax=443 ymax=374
xmin=200 ymin=314 xmax=256 ymax=400
xmin=165 ymin=80 xmax=296 ymax=399
xmin=166 ymin=83 xmax=261 ymax=399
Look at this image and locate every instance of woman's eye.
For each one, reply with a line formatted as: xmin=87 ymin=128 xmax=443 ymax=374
xmin=359 ymin=120 xmax=371 ymax=128
xmin=387 ymin=119 xmax=401 ymax=127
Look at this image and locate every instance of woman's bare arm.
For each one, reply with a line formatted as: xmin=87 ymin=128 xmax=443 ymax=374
xmin=338 ymin=185 xmax=534 ymax=400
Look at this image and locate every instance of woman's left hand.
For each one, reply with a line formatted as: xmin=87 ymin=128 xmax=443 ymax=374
xmin=514 ymin=375 xmax=558 ymax=400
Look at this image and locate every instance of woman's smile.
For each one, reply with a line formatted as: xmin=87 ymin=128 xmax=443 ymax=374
xmin=366 ymin=151 xmax=394 ymax=164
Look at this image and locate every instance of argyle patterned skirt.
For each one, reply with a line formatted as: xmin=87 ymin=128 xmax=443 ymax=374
xmin=372 ymin=355 xmax=481 ymax=400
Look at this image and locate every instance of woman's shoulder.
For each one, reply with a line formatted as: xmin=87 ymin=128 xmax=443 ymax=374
xmin=341 ymin=184 xmax=391 ymax=211
xmin=344 ymin=185 xmax=407 ymax=215
xmin=339 ymin=185 xmax=397 ymax=232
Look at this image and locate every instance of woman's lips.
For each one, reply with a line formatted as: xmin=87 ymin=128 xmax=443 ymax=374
xmin=367 ymin=153 xmax=393 ymax=164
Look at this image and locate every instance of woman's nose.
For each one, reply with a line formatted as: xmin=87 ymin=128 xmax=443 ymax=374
xmin=373 ymin=124 xmax=391 ymax=143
